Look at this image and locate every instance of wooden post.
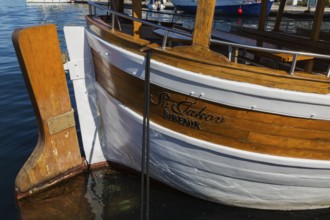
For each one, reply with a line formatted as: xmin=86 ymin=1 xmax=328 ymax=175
xmin=273 ymin=0 xmax=286 ymax=32
xmin=192 ymin=0 xmax=216 ymax=48
xmin=310 ymin=0 xmax=326 ymax=41
xmin=12 ymin=24 xmax=86 ymax=199
xmin=305 ymin=0 xmax=326 ymax=72
xmin=132 ymin=0 xmax=142 ymax=37
xmin=258 ymin=0 xmax=269 ymax=32
xmin=169 ymin=0 xmax=228 ymax=64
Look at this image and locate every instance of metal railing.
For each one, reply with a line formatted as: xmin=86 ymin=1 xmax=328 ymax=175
xmin=88 ymin=0 xmax=192 ymax=48
xmin=87 ymin=1 xmax=330 ymax=76
xmin=210 ymin=38 xmax=330 ymax=75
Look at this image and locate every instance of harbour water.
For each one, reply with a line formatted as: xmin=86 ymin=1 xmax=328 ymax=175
xmin=2 ymin=0 xmax=330 ymax=219
xmin=0 ymin=1 xmax=88 ymax=219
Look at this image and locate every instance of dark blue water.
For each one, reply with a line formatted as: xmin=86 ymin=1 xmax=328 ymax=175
xmin=2 ymin=0 xmax=330 ymax=219
xmin=0 ymin=0 xmax=88 ymax=218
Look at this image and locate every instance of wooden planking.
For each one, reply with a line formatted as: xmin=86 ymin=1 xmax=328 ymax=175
xmin=91 ymin=48 xmax=330 ymax=132
xmin=224 ymin=116 xmax=330 ymax=141
xmin=250 ymin=51 xmax=314 ymax=64
xmin=248 ymin=132 xmax=330 ymax=151
xmin=147 ymin=45 xmax=330 ymax=94
xmin=86 ymin=16 xmax=149 ymax=54
xmin=12 ymin=24 xmax=85 ymax=198
xmin=91 ymin=49 xmax=330 ymax=160
xmin=88 ymin=16 xmax=330 ymax=94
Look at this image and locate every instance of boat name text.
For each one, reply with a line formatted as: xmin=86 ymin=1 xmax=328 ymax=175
xmin=151 ymin=92 xmax=224 ymax=129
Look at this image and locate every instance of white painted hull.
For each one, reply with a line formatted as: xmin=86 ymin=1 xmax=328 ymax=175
xmin=65 ymin=27 xmax=330 ymax=210
xmin=86 ymin=30 xmax=330 ymax=121
xmin=96 ymin=82 xmax=330 ymax=210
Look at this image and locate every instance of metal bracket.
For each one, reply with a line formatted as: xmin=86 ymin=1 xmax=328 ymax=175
xmin=47 ymin=109 xmax=75 ymax=135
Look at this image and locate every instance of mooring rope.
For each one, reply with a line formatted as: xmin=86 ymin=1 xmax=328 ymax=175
xmin=140 ymin=50 xmax=151 ymax=220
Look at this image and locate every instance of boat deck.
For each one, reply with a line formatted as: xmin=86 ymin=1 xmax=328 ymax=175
xmin=151 ymin=25 xmax=328 ymax=75
xmin=211 ymin=29 xmax=315 ymax=69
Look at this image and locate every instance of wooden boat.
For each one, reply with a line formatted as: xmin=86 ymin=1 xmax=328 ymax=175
xmin=171 ymin=0 xmax=274 ymax=16
xmin=12 ymin=0 xmax=330 ymax=211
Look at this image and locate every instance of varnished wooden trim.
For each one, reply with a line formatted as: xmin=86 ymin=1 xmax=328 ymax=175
xmin=88 ymin=161 xmax=110 ymax=171
xmin=132 ymin=0 xmax=142 ymax=37
xmin=147 ymin=44 xmax=330 ymax=94
xmin=92 ymin=49 xmax=330 ymax=160
xmin=16 ymin=161 xmax=87 ymax=200
xmin=192 ymin=0 xmax=215 ymax=48
xmin=87 ymin=15 xmax=330 ymax=94
xmin=86 ymin=15 xmax=149 ymax=54
xmin=12 ymin=24 xmax=85 ymax=198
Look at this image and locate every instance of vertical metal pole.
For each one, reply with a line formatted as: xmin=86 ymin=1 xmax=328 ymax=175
xmin=162 ymin=30 xmax=169 ymax=49
xmin=140 ymin=51 xmax=151 ymax=220
xmin=112 ymin=13 xmax=115 ymax=29
xmin=228 ymin=46 xmax=232 ymax=62
xmin=289 ymin=54 xmax=298 ymax=75
xmin=234 ymin=47 xmax=238 ymax=63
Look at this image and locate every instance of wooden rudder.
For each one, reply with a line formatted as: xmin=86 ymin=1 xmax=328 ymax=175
xmin=12 ymin=24 xmax=86 ymax=199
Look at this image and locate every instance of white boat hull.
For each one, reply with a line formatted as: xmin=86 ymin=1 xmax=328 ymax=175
xmin=96 ymin=82 xmax=330 ymax=210
xmin=65 ymin=26 xmax=330 ymax=210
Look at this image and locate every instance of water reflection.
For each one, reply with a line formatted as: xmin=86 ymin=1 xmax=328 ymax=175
xmin=18 ymin=173 xmax=95 ymax=220
xmin=18 ymin=168 xmax=330 ymax=220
